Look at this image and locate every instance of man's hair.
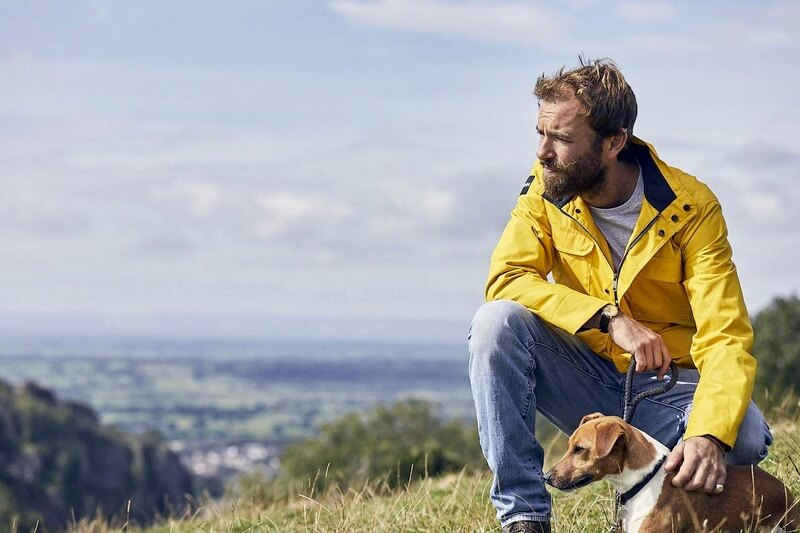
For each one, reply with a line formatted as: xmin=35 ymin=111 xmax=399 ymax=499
xmin=534 ymin=57 xmax=638 ymax=150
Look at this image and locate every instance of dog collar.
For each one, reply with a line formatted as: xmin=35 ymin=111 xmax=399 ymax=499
xmin=619 ymin=455 xmax=666 ymax=505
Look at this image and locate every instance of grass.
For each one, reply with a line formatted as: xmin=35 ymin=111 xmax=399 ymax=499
xmin=64 ymin=411 xmax=800 ymax=533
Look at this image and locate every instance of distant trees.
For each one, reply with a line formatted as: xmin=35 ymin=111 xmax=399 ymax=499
xmin=753 ymin=295 xmax=800 ymax=397
xmin=279 ymin=399 xmax=484 ymax=490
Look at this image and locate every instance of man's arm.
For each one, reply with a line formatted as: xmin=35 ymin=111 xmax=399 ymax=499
xmin=679 ymin=201 xmax=756 ymax=445
xmin=664 ymin=200 xmax=756 ymax=492
xmin=486 ymin=192 xmax=607 ymax=332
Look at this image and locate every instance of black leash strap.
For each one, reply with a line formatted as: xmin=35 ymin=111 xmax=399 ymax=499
xmin=623 ymin=359 xmax=679 ymax=423
xmin=610 ymin=358 xmax=679 ymax=532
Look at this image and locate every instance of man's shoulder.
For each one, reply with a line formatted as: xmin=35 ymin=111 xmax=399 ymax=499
xmin=665 ymin=166 xmax=719 ymax=206
xmin=640 ymin=139 xmax=719 ymax=207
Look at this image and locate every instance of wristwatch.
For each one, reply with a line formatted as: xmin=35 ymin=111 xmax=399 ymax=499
xmin=599 ymin=304 xmax=619 ymax=333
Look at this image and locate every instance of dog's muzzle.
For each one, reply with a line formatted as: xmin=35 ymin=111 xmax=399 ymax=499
xmin=543 ymin=471 xmax=594 ymax=491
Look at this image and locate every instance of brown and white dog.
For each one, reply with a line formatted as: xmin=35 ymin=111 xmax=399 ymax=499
xmin=544 ymin=413 xmax=799 ymax=532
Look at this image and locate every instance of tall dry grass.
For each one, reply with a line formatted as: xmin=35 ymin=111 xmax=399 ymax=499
xmin=58 ymin=407 xmax=800 ymax=533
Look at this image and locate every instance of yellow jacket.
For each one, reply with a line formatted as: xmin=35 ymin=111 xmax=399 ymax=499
xmin=486 ymin=138 xmax=755 ymax=447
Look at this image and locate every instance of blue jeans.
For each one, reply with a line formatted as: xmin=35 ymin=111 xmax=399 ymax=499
xmin=468 ymin=300 xmax=772 ymax=527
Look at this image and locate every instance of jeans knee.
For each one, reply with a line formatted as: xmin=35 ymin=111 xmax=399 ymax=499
xmin=468 ymin=300 xmax=544 ymax=371
xmin=470 ymin=300 xmax=528 ymax=346
xmin=727 ymin=405 xmax=772 ymax=465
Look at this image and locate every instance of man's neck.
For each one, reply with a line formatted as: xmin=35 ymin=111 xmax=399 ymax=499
xmin=583 ymin=158 xmax=639 ymax=208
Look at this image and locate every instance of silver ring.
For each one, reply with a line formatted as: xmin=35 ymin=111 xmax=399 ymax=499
xmin=713 ymin=484 xmax=724 ymax=494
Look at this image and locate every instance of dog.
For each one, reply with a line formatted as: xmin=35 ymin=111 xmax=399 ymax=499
xmin=543 ymin=413 xmax=799 ymax=532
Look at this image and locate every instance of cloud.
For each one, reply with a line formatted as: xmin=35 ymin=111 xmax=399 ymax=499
xmin=327 ymin=0 xmax=795 ymax=58
xmin=0 ymin=193 xmax=91 ymax=239
xmin=135 ymin=229 xmax=199 ymax=255
xmin=381 ymin=183 xmax=456 ymax=225
xmin=613 ymin=1 xmax=676 ymax=23
xmin=149 ymin=182 xmax=222 ymax=218
xmin=253 ymin=192 xmax=354 ymax=239
xmin=329 ymin=0 xmax=564 ymax=46
xmin=694 ymin=140 xmax=800 ymax=234
xmin=725 ymin=141 xmax=799 ymax=176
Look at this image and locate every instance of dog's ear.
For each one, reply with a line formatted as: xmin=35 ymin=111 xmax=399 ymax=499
xmin=595 ymin=421 xmax=625 ymax=458
xmin=579 ymin=412 xmax=605 ymax=426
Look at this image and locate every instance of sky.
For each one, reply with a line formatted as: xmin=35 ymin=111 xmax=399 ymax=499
xmin=0 ymin=0 xmax=798 ymax=343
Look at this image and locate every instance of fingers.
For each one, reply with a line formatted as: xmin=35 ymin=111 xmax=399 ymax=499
xmin=643 ymin=342 xmax=657 ymax=372
xmin=694 ymin=458 xmax=726 ymax=493
xmin=670 ymin=437 xmax=727 ymax=493
xmin=609 ymin=315 xmax=670 ymax=373
xmin=702 ymin=464 xmax=726 ymax=493
xmin=633 ymin=350 xmax=649 ymax=373
xmin=657 ymin=341 xmax=672 ymax=380
xmin=687 ymin=458 xmax=714 ymax=492
xmin=664 ymin=441 xmax=684 ymax=472
xmin=634 ymin=335 xmax=668 ymax=372
xmin=670 ymin=449 xmax=698 ymax=487
xmin=715 ymin=469 xmax=727 ymax=494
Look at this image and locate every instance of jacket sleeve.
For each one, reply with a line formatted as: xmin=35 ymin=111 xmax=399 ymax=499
xmin=485 ymin=191 xmax=608 ymax=334
xmin=680 ymin=201 xmax=756 ymax=447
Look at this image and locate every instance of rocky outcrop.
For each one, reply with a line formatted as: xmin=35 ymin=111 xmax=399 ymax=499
xmin=0 ymin=379 xmax=194 ymax=530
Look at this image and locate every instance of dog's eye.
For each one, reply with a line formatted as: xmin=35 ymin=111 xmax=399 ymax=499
xmin=572 ymin=446 xmax=584 ymax=454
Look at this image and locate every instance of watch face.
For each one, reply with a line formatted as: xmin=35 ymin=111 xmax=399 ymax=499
xmin=604 ymin=305 xmax=618 ymax=318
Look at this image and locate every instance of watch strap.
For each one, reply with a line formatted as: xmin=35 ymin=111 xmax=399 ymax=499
xmin=599 ymin=311 xmax=612 ymax=333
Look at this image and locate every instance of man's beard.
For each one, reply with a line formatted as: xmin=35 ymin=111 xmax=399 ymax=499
xmin=541 ymin=139 xmax=606 ymax=200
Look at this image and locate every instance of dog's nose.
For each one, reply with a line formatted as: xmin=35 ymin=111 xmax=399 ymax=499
xmin=542 ymin=471 xmax=554 ymax=486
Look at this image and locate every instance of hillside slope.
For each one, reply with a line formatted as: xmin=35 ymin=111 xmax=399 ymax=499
xmin=70 ymin=416 xmax=800 ymax=532
xmin=0 ymin=379 xmax=193 ymax=531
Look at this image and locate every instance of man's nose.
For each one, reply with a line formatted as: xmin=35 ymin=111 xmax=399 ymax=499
xmin=537 ymin=136 xmax=554 ymax=162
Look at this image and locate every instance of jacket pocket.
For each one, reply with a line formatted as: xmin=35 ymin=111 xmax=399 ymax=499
xmin=552 ymin=228 xmax=594 ymax=289
xmin=640 ymin=256 xmax=682 ymax=282
xmin=552 ymin=228 xmax=594 ymax=256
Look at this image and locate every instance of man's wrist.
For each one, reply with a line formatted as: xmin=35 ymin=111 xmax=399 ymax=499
xmin=598 ymin=304 xmax=619 ymax=333
xmin=700 ymin=434 xmax=729 ymax=453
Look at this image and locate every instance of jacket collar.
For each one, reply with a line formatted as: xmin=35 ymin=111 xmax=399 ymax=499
xmin=542 ymin=138 xmax=677 ymax=213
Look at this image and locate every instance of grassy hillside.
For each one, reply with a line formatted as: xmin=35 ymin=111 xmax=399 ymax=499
xmin=67 ymin=412 xmax=800 ymax=533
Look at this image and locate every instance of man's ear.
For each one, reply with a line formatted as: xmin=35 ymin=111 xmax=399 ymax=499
xmin=605 ymin=130 xmax=628 ymax=159
xmin=595 ymin=421 xmax=626 ymax=458
xmin=579 ymin=412 xmax=605 ymax=426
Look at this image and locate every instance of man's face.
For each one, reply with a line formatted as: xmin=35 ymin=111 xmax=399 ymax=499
xmin=536 ymin=97 xmax=606 ymax=199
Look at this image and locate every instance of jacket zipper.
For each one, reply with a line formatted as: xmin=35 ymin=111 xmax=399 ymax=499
xmin=560 ymin=208 xmax=661 ymax=306
xmin=612 ymin=216 xmax=660 ymax=306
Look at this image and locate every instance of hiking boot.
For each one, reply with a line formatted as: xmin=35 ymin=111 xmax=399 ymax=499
xmin=502 ymin=521 xmax=551 ymax=533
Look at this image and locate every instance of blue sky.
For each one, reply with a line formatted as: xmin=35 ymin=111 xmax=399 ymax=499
xmin=1 ymin=1 xmax=798 ymax=343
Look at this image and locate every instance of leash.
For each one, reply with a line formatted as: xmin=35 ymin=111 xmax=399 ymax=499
xmin=609 ymin=358 xmax=679 ymax=532
xmin=623 ymin=359 xmax=679 ymax=423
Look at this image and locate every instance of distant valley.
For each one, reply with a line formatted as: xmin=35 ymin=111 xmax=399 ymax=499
xmin=0 ymin=337 xmax=473 ymax=482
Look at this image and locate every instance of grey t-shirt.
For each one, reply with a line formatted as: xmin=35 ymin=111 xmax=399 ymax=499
xmin=588 ymin=166 xmax=644 ymax=271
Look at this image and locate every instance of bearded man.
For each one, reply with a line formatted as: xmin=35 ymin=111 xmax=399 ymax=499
xmin=468 ymin=59 xmax=772 ymax=533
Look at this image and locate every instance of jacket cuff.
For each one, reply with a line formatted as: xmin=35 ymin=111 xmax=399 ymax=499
xmin=557 ymin=296 xmax=609 ymax=335
xmin=700 ymin=434 xmax=730 ymax=453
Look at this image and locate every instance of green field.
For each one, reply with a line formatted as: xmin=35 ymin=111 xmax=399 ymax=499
xmin=0 ymin=337 xmax=474 ymax=481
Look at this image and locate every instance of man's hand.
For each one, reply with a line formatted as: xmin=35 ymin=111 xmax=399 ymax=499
xmin=664 ymin=436 xmax=726 ymax=493
xmin=608 ymin=313 xmax=672 ymax=379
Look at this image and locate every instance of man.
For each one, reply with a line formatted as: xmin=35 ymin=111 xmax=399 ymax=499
xmin=468 ymin=59 xmax=772 ymax=533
